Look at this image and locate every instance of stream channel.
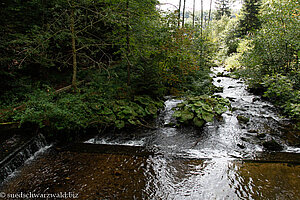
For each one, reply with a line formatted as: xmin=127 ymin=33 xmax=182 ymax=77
xmin=1 ymin=67 xmax=300 ymax=199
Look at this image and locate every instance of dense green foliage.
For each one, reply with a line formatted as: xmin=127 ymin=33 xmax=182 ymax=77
xmin=238 ymin=0 xmax=299 ymax=121
xmin=0 ymin=0 xmax=217 ymax=133
xmin=4 ymin=0 xmax=297 ymax=134
xmin=7 ymin=90 xmax=163 ymax=131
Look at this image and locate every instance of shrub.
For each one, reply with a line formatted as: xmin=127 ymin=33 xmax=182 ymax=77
xmin=225 ymin=53 xmax=241 ymax=71
xmin=173 ymin=95 xmax=230 ymax=127
xmin=10 ymin=88 xmax=164 ymax=131
xmin=262 ymin=74 xmax=294 ymax=104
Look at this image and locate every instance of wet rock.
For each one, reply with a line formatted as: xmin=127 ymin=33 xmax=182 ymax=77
xmin=232 ymin=107 xmax=239 ymax=112
xmin=248 ymin=129 xmax=258 ymax=133
xmin=235 ymin=107 xmax=247 ymax=111
xmin=212 ymin=94 xmax=222 ymax=99
xmin=230 ymin=74 xmax=239 ymax=79
xmin=164 ymin=123 xmax=175 ymax=127
xmin=228 ymin=86 xmax=235 ymax=89
xmin=237 ymin=115 xmax=250 ymax=124
xmin=227 ymin=97 xmax=236 ymax=102
xmin=260 ymin=110 xmax=266 ymax=114
xmin=217 ymin=79 xmax=221 ymax=83
xmin=252 ymin=97 xmax=260 ymax=102
xmin=240 ymin=137 xmax=250 ymax=142
xmin=237 ymin=144 xmax=246 ymax=149
xmin=262 ymin=105 xmax=271 ymax=109
xmin=247 ymin=87 xmax=265 ymax=95
xmin=216 ymin=72 xmax=230 ymax=77
xmin=216 ymin=72 xmax=223 ymax=77
xmin=256 ymin=133 xmax=266 ymax=139
xmin=214 ymin=86 xmax=223 ymax=93
xmin=295 ymin=143 xmax=300 ymax=148
xmin=262 ymin=140 xmax=283 ymax=151
xmin=237 ymin=81 xmax=243 ymax=84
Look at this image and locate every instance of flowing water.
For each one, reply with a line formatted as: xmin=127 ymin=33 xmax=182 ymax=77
xmin=0 ymin=134 xmax=51 ymax=184
xmin=1 ymin=67 xmax=300 ymax=199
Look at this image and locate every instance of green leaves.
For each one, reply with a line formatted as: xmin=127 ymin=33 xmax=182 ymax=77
xmin=115 ymin=120 xmax=125 ymax=129
xmin=214 ymin=104 xmax=228 ymax=115
xmin=180 ymin=110 xmax=194 ymax=123
xmin=193 ymin=117 xmax=205 ymax=128
xmin=173 ymin=95 xmax=230 ymax=128
xmin=201 ymin=111 xmax=214 ymax=122
xmin=10 ymin=90 xmax=163 ymax=130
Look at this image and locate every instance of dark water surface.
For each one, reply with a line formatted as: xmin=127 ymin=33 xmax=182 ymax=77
xmin=1 ymin=67 xmax=300 ymax=199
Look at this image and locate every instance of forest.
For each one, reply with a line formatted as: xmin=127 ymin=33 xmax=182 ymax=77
xmin=0 ymin=0 xmax=299 ymax=137
xmin=0 ymin=0 xmax=300 ymax=199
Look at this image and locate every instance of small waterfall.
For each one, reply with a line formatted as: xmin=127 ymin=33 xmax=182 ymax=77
xmin=0 ymin=134 xmax=51 ymax=184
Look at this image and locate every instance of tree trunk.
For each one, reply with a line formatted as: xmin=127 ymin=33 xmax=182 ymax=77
xmin=208 ymin=0 xmax=213 ymax=26
xmin=193 ymin=0 xmax=196 ymax=27
xmin=70 ymin=0 xmax=77 ymax=91
xmin=182 ymin=0 xmax=186 ymax=27
xmin=178 ymin=0 xmax=182 ymax=27
xmin=126 ymin=0 xmax=131 ymax=86
xmin=201 ymin=0 xmax=203 ymax=36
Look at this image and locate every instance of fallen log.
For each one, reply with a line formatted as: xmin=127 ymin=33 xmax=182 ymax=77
xmin=0 ymin=122 xmax=19 ymax=125
xmin=53 ymin=80 xmax=84 ymax=95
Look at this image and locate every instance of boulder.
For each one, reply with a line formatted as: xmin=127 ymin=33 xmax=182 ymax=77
xmin=237 ymin=115 xmax=250 ymax=124
xmin=262 ymin=140 xmax=283 ymax=151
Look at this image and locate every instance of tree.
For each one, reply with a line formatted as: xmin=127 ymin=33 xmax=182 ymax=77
xmin=70 ymin=0 xmax=77 ymax=90
xmin=193 ymin=0 xmax=196 ymax=27
xmin=215 ymin=0 xmax=231 ymax=20
xmin=238 ymin=0 xmax=261 ymax=36
xmin=208 ymin=0 xmax=213 ymax=26
xmin=249 ymin=0 xmax=299 ymax=72
xmin=126 ymin=0 xmax=131 ymax=86
xmin=201 ymin=0 xmax=203 ymax=35
xmin=178 ymin=0 xmax=182 ymax=27
xmin=182 ymin=0 xmax=186 ymax=27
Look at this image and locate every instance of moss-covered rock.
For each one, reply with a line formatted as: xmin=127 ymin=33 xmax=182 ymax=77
xmin=214 ymin=86 xmax=223 ymax=93
xmin=237 ymin=115 xmax=250 ymax=124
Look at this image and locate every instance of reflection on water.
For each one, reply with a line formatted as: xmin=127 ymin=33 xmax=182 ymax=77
xmin=2 ymin=149 xmax=149 ymax=199
xmin=2 ymin=147 xmax=300 ymax=199
xmin=231 ymin=162 xmax=300 ymax=199
xmin=145 ymin=157 xmax=300 ymax=199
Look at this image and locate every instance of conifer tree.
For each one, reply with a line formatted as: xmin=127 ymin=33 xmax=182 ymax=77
xmin=238 ymin=0 xmax=261 ymax=36
xmin=215 ymin=0 xmax=231 ymax=20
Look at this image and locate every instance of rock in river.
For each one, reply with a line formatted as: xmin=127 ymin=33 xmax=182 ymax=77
xmin=237 ymin=115 xmax=250 ymax=124
xmin=262 ymin=140 xmax=284 ymax=151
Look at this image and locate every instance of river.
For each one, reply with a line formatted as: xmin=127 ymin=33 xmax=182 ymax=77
xmin=1 ymin=67 xmax=300 ymax=199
